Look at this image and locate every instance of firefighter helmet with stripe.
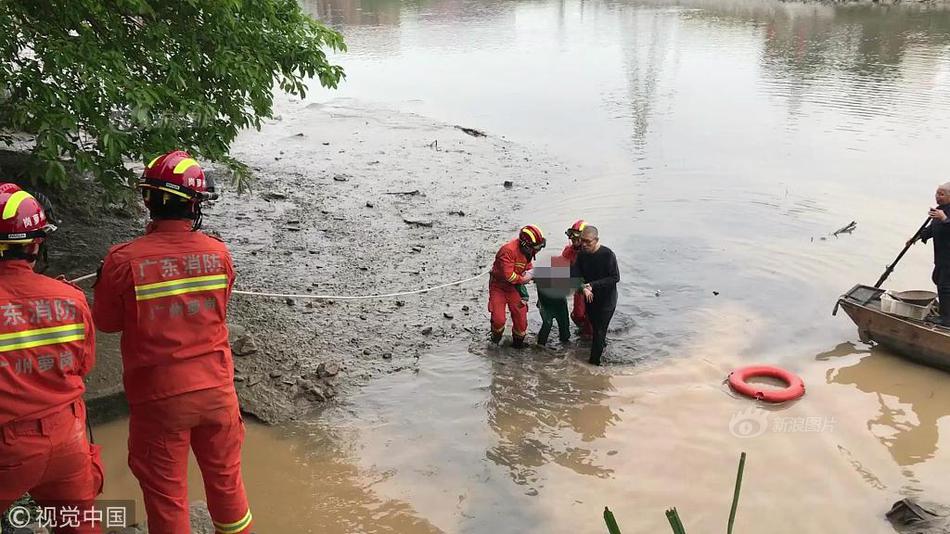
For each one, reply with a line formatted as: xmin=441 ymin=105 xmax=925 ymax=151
xmin=565 ymin=219 xmax=587 ymax=238
xmin=139 ymin=150 xmax=216 ymax=203
xmin=0 ymin=183 xmax=55 ymax=246
xmin=519 ymin=224 xmax=546 ymax=251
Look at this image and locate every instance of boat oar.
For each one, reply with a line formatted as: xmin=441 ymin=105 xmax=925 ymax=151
xmin=874 ymin=217 xmax=932 ymax=288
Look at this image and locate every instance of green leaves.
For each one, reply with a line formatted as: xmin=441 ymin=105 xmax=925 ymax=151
xmin=0 ymin=0 xmax=345 ymax=191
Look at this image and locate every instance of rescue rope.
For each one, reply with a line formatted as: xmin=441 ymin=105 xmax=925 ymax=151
xmin=70 ymin=272 xmax=98 ymax=283
xmin=67 ymin=270 xmax=490 ymax=300
xmin=231 ymin=271 xmax=489 ymax=300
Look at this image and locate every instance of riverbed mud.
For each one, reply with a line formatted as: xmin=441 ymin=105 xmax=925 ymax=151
xmin=18 ymin=99 xmax=577 ymax=425
xmin=213 ymin=99 xmax=577 ymax=423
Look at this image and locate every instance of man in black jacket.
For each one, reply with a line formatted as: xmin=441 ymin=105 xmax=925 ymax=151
xmin=909 ymin=183 xmax=950 ymax=325
xmin=572 ymin=226 xmax=620 ymax=365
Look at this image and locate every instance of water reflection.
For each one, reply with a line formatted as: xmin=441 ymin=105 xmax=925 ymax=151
xmin=94 ymin=418 xmax=443 ymax=533
xmin=822 ymin=342 xmax=950 ymax=468
xmin=301 ymin=0 xmax=402 ymax=26
xmin=483 ymin=347 xmax=620 ymax=491
xmin=617 ymin=8 xmax=677 ymax=148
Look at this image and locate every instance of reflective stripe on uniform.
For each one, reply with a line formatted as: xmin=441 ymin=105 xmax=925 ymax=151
xmin=134 ymin=274 xmax=228 ymax=301
xmin=213 ymin=510 xmax=252 ymax=534
xmin=2 ymin=191 xmax=32 ymax=220
xmin=506 ymin=273 xmax=518 ymax=282
xmin=0 ymin=323 xmax=85 ymax=353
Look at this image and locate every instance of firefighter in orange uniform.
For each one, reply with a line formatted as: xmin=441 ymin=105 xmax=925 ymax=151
xmin=562 ymin=220 xmax=592 ymax=338
xmin=0 ymin=183 xmax=103 ymax=533
xmin=489 ymin=225 xmax=545 ymax=348
xmin=92 ymin=151 xmax=252 ymax=534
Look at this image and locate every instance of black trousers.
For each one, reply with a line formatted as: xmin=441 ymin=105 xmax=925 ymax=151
xmin=588 ymin=304 xmax=615 ymax=364
xmin=933 ymin=266 xmax=950 ymax=320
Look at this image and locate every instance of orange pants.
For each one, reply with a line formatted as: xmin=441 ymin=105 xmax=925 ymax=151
xmin=571 ymin=292 xmax=592 ymax=337
xmin=128 ymin=387 xmax=251 ymax=534
xmin=489 ymin=283 xmax=528 ymax=338
xmin=0 ymin=402 xmax=103 ymax=534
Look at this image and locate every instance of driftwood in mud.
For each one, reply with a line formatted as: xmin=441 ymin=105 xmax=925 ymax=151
xmin=403 ymin=218 xmax=434 ymax=227
xmin=455 ymin=125 xmax=487 ymax=137
xmin=384 ymin=189 xmax=421 ymax=196
xmin=833 ymin=220 xmax=857 ymax=237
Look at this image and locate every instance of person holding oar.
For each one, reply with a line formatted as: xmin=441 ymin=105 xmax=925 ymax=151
xmin=905 ymin=183 xmax=950 ymax=326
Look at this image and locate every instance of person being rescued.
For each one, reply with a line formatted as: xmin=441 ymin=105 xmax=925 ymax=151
xmin=489 ymin=225 xmax=545 ymax=348
xmin=533 ymin=254 xmax=578 ymax=346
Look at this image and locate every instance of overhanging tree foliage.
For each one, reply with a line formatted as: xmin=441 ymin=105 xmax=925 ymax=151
xmin=0 ymin=0 xmax=346 ymax=191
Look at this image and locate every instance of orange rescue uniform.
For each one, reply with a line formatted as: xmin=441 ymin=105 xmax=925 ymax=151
xmin=561 ymin=244 xmax=591 ymax=337
xmin=0 ymin=260 xmax=102 ymax=534
xmin=489 ymin=239 xmax=533 ymax=339
xmin=93 ymin=220 xmax=251 ymax=534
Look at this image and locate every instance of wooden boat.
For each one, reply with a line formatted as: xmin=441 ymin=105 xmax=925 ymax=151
xmin=834 ymin=284 xmax=950 ymax=372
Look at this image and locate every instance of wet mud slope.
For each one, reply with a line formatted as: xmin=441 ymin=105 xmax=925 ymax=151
xmin=211 ymin=99 xmax=574 ymax=423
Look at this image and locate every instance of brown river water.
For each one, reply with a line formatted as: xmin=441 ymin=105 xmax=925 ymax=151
xmin=94 ymin=0 xmax=950 ymax=531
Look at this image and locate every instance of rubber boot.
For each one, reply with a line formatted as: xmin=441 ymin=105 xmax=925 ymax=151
xmin=511 ymin=335 xmax=526 ymax=349
xmin=490 ymin=331 xmax=503 ymax=344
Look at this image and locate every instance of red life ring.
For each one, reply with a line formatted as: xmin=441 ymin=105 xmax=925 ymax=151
xmin=728 ymin=365 xmax=805 ymax=403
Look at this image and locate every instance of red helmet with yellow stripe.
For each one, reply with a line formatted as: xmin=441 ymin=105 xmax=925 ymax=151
xmin=139 ymin=150 xmax=216 ymax=203
xmin=566 ymin=219 xmax=587 ymax=238
xmin=519 ymin=224 xmax=546 ymax=251
xmin=0 ymin=183 xmax=55 ymax=247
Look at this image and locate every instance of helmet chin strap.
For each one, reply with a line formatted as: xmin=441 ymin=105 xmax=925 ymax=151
xmin=192 ymin=202 xmax=204 ymax=231
xmin=35 ymin=241 xmax=48 ymax=273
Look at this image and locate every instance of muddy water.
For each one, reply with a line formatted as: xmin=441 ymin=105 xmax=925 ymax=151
xmin=96 ymin=338 xmax=950 ymax=532
xmin=95 ymin=0 xmax=950 ymax=531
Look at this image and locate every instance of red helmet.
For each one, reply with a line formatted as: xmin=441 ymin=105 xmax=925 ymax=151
xmin=519 ymin=224 xmax=546 ymax=251
xmin=139 ymin=150 xmax=216 ymax=202
xmin=566 ymin=219 xmax=587 ymax=238
xmin=0 ymin=183 xmax=55 ymax=246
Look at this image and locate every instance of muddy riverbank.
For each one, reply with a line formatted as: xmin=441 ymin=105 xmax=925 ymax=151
xmin=12 ymin=99 xmax=579 ymax=425
xmin=214 ymin=99 xmax=578 ymax=423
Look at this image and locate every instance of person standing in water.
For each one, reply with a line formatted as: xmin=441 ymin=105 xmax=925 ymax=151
xmin=561 ymin=220 xmax=592 ymax=339
xmin=572 ymin=226 xmax=620 ymax=365
xmin=488 ymin=225 xmax=545 ymax=348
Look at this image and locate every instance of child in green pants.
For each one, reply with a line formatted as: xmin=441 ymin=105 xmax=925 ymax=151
xmin=533 ymin=255 xmax=577 ymax=345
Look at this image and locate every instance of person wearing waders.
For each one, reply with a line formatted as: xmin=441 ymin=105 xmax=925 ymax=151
xmin=489 ymin=225 xmax=545 ymax=348
xmin=572 ymin=226 xmax=620 ymax=365
xmin=0 ymin=183 xmax=103 ymax=533
xmin=534 ymin=254 xmax=577 ymax=346
xmin=93 ymin=151 xmax=253 ymax=534
xmin=561 ymin=219 xmax=593 ymax=339
xmin=908 ymin=182 xmax=950 ymax=326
